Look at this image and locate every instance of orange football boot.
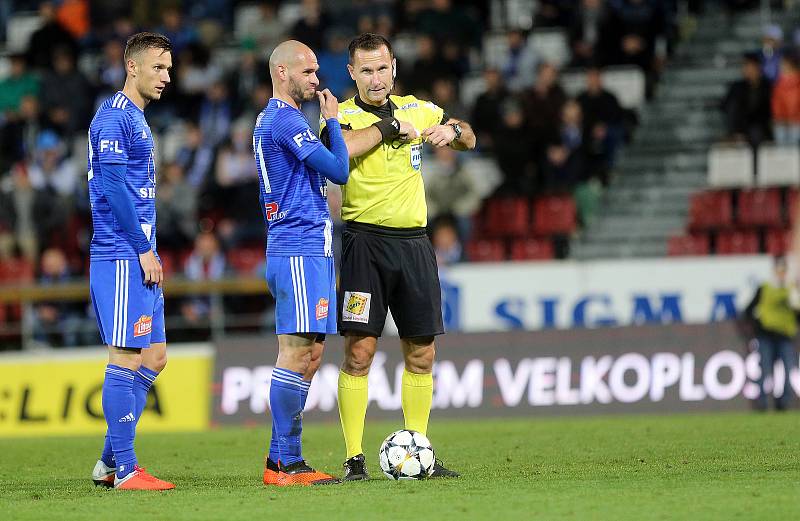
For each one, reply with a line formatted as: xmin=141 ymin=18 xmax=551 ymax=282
xmin=275 ymin=460 xmax=340 ymax=486
xmin=114 ymin=465 xmax=175 ymax=490
xmin=263 ymin=458 xmax=280 ymax=485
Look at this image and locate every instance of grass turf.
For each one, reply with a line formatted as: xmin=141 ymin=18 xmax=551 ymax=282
xmin=1 ymin=412 xmax=798 ymax=520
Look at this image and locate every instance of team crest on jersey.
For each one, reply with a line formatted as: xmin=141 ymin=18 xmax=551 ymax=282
xmin=133 ymin=315 xmax=153 ymax=337
xmin=410 ymin=144 xmax=422 ymax=171
xmin=342 ymin=292 xmax=370 ymax=323
xmin=316 ymin=298 xmax=329 ymax=320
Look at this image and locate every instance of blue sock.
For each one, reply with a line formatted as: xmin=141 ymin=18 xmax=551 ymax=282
xmin=270 ymin=368 xmax=306 ymax=467
xmin=133 ymin=366 xmax=158 ymax=423
xmin=101 ymin=366 xmax=158 ymax=467
xmin=102 ymin=365 xmax=137 ymax=479
xmin=268 ymin=377 xmax=310 ymax=463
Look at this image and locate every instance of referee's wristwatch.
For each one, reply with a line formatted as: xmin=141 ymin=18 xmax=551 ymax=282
xmin=449 ymin=122 xmax=462 ymax=141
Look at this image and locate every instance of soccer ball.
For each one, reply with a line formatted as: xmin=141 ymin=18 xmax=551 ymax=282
xmin=378 ymin=429 xmax=435 ymax=480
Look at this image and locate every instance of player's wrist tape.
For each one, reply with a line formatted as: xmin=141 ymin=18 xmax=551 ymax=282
xmin=373 ymin=117 xmax=401 ymax=141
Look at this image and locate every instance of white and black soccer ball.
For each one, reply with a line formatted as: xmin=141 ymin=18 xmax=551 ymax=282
xmin=379 ymin=429 xmax=435 ymax=480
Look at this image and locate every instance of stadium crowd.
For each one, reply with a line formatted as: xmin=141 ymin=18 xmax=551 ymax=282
xmin=0 ymin=0 xmax=713 ymax=345
xmin=720 ymin=23 xmax=800 ymax=148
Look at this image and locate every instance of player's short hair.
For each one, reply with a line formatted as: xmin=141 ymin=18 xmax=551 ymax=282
xmin=348 ymin=33 xmax=393 ymax=64
xmin=124 ymin=32 xmax=172 ymax=62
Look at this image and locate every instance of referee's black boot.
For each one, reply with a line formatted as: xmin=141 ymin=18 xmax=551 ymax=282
xmin=342 ymin=454 xmax=369 ymax=481
xmin=429 ymin=459 xmax=460 ymax=478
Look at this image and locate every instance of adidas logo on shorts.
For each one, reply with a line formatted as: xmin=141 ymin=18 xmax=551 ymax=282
xmin=118 ymin=412 xmax=136 ymax=423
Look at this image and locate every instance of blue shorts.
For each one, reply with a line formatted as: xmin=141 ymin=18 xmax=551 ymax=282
xmin=90 ymin=259 xmax=166 ymax=348
xmin=266 ymin=256 xmax=337 ymax=335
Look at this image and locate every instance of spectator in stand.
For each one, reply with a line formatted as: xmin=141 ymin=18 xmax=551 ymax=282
xmin=720 ymin=52 xmax=773 ymax=147
xmin=236 ymin=2 xmax=286 ymax=56
xmin=535 ymin=0 xmax=575 ymax=28
xmin=94 ymin=40 xmax=126 ymax=104
xmin=771 ymin=53 xmax=800 ymax=146
xmin=213 ymin=120 xmax=262 ymax=243
xmin=568 ymin=0 xmax=609 ymax=67
xmin=431 ymin=78 xmax=467 ymax=123
xmin=416 ymin=0 xmax=482 ymax=51
xmin=198 ymin=81 xmax=234 ymax=149
xmin=0 ymin=54 xmax=40 ymax=117
xmin=30 ymin=247 xmax=84 ymax=347
xmin=317 ymin=32 xmax=353 ymax=98
xmin=759 ymin=24 xmax=783 ymax=83
xmin=524 ymin=62 xmax=568 ymax=149
xmin=176 ymin=121 xmax=215 ymax=190
xmin=502 ymin=30 xmax=538 ymax=91
xmin=743 ymin=255 xmax=799 ymax=411
xmin=156 ymin=163 xmax=197 ymax=251
xmin=0 ymin=95 xmax=43 ymax=172
xmin=577 ymin=65 xmax=625 ymax=170
xmin=39 ymin=47 xmax=92 ymax=134
xmin=602 ymin=0 xmax=667 ymax=91
xmin=26 ymin=1 xmax=78 ymax=70
xmin=471 ymin=68 xmax=509 ymax=154
xmin=290 ymin=0 xmax=330 ymax=51
xmin=229 ymin=43 xmax=269 ymax=116
xmin=430 ymin=217 xmax=465 ymax=267
xmin=27 ymin=131 xmax=77 ymax=250
xmin=494 ymin=99 xmax=538 ymax=196
xmin=175 ymin=43 xmax=223 ymax=117
xmin=424 ymin=146 xmax=485 ymax=239
xmin=542 ymin=100 xmax=588 ymax=193
xmin=181 ymin=231 xmax=227 ymax=326
xmin=156 ymin=7 xmax=198 ymax=56
xmin=403 ymin=34 xmax=451 ymax=96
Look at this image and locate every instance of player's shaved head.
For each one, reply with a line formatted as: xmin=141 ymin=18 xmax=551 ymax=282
xmin=269 ymin=40 xmax=313 ymax=77
xmin=269 ymin=40 xmax=320 ymax=106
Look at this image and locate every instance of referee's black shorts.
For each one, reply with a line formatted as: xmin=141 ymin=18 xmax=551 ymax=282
xmin=338 ymin=221 xmax=444 ymax=338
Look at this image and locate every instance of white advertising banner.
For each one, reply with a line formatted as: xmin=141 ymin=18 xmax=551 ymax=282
xmin=439 ymin=255 xmax=774 ymax=333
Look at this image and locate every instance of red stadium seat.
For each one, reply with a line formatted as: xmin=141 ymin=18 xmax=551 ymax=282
xmin=533 ymin=195 xmax=577 ymax=236
xmin=484 ymin=197 xmax=530 ymax=237
xmin=0 ymin=257 xmax=34 ymax=283
xmin=466 ymin=239 xmax=506 ymax=262
xmin=667 ymin=234 xmax=711 ymax=256
xmin=688 ymin=191 xmax=733 ymax=230
xmin=737 ymin=188 xmax=782 ymax=227
xmin=158 ymin=251 xmax=176 ymax=277
xmin=510 ymin=238 xmax=555 ymax=260
xmin=716 ymin=230 xmax=759 ymax=255
xmin=788 ymin=189 xmax=800 ymax=222
xmin=227 ymin=248 xmax=263 ymax=275
xmin=765 ymin=228 xmax=792 ymax=255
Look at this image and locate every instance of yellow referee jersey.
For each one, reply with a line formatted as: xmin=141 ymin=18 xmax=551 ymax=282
xmin=321 ymin=94 xmax=445 ymax=228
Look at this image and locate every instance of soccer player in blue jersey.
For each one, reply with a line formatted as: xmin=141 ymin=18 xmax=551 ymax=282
xmin=254 ymin=40 xmax=349 ymax=486
xmin=88 ymin=32 xmax=175 ymax=491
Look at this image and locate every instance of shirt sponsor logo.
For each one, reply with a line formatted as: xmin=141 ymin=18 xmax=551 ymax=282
xmin=133 ymin=315 xmax=153 ymax=337
xmin=410 ymin=144 xmax=422 ymax=171
xmin=342 ymin=291 xmax=371 ymax=323
xmin=292 ymin=129 xmax=318 ymax=148
xmin=100 ymin=140 xmax=123 ymax=153
xmin=316 ymin=298 xmax=329 ymax=320
xmin=399 ymin=102 xmax=419 ymax=110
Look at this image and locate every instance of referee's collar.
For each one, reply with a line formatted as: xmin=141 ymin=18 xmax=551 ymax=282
xmin=354 ymin=95 xmax=396 ymax=117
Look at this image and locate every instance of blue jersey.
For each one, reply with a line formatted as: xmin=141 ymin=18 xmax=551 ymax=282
xmin=88 ymin=92 xmax=157 ymax=261
xmin=253 ymin=98 xmax=333 ymax=257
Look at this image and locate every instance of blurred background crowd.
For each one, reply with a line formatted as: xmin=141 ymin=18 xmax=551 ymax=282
xmin=0 ymin=0 xmax=799 ymax=346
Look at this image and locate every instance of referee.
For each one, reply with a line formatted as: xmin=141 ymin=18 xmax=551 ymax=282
xmin=321 ymin=33 xmax=476 ymax=480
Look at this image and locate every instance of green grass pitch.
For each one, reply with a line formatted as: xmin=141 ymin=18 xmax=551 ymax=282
xmin=1 ymin=412 xmax=798 ymax=520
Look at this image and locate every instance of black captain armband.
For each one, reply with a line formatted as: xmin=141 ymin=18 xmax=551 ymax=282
xmin=372 ymin=117 xmax=401 ymax=141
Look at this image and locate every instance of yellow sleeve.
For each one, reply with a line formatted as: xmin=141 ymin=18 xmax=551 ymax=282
xmin=420 ymin=99 xmax=445 ymax=129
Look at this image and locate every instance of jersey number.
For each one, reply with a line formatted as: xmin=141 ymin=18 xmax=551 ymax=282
xmin=255 ymin=136 xmax=272 ymax=194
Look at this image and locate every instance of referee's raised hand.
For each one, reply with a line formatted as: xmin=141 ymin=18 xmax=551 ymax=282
xmin=139 ymin=250 xmax=163 ymax=287
xmin=318 ymin=88 xmax=339 ymax=120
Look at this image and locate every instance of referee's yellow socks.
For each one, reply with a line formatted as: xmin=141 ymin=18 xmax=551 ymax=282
xmin=338 ymin=371 xmax=369 ymax=459
xmin=401 ymin=369 xmax=433 ymax=435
